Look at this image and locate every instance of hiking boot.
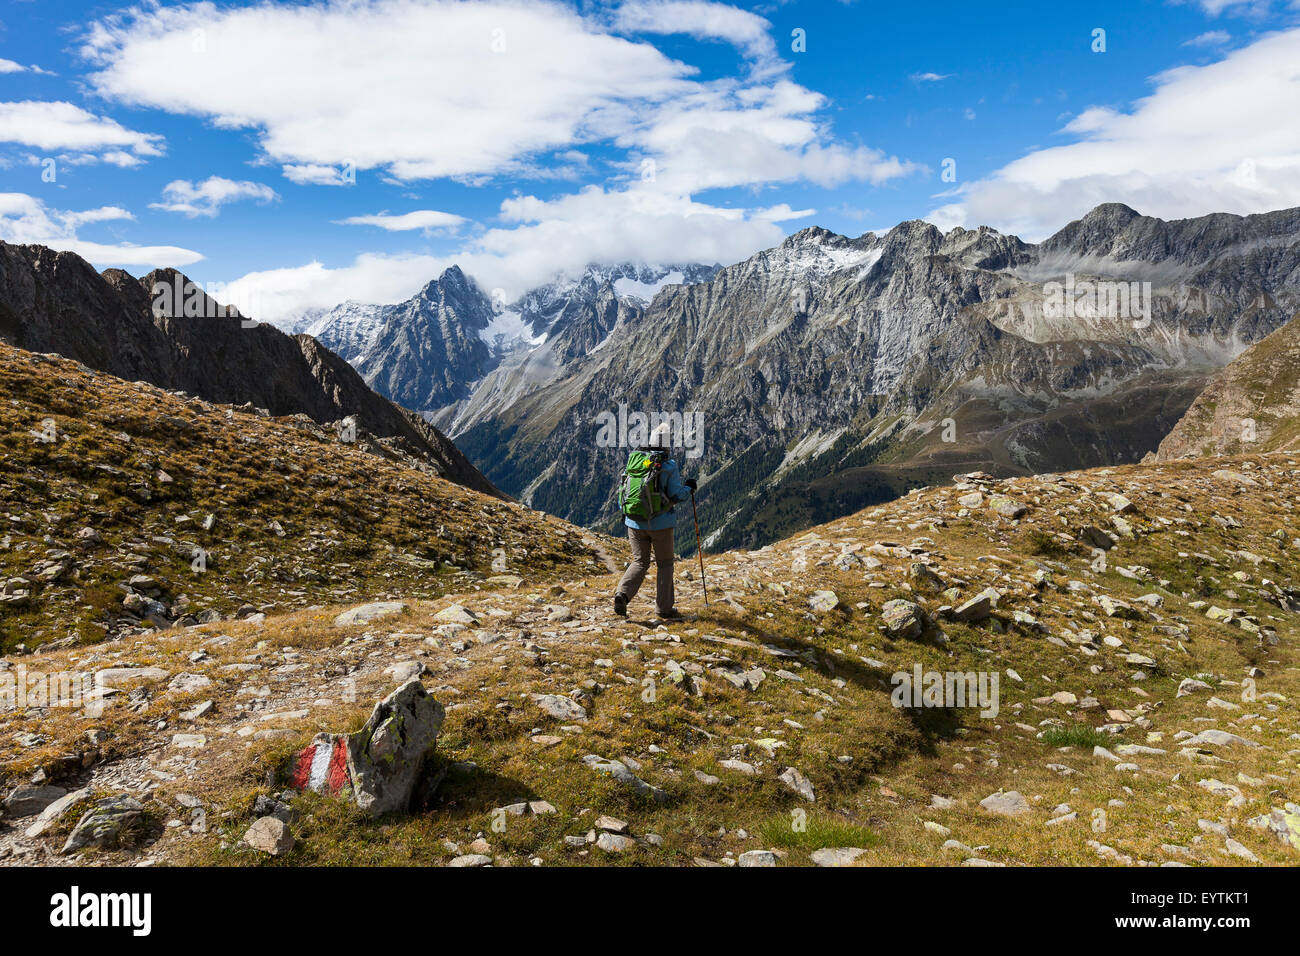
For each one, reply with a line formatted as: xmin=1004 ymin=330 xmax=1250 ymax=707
xmin=613 ymin=594 xmax=628 ymax=617
xmin=656 ymin=608 xmax=683 ymax=620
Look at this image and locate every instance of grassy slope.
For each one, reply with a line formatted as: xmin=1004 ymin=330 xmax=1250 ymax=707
xmin=0 ymin=344 xmax=611 ymax=653
xmin=4 ymin=431 xmax=1298 ymax=866
xmin=1158 ymin=312 xmax=1300 ymax=459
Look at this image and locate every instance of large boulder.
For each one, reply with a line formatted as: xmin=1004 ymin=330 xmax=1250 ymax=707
xmin=61 ymin=795 xmax=145 ymax=854
xmin=881 ymin=599 xmax=926 ymax=639
xmin=286 ymin=680 xmax=444 ymax=816
xmin=333 ymin=601 xmax=408 ymax=627
xmin=1248 ymin=804 xmax=1300 ymax=851
xmin=3 ymin=784 xmax=67 ymax=818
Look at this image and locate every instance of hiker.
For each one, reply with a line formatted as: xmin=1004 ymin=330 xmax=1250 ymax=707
xmin=613 ymin=422 xmax=696 ymax=619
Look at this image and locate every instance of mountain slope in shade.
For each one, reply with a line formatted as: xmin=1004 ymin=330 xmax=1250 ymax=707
xmin=0 ymin=242 xmax=501 ymax=499
xmin=1155 ymin=310 xmax=1300 ymax=460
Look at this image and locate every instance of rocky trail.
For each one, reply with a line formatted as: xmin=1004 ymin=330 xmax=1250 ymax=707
xmin=4 ymin=442 xmax=1299 ymax=866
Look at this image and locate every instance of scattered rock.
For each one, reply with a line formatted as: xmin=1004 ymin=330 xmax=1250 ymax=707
xmin=333 ymin=601 xmax=408 ymax=627
xmin=3 ymin=784 xmax=67 ymax=818
xmin=532 ymin=694 xmax=588 ymax=721
xmin=25 ymin=788 xmax=91 ymax=838
xmin=808 ymin=590 xmax=840 ymax=613
xmin=582 ymin=755 xmax=667 ymax=803
xmin=810 ymin=847 xmax=866 ymax=867
xmin=595 ymin=832 xmax=637 ymax=853
xmin=881 ymin=599 xmax=925 ymax=638
xmin=979 ymin=790 xmax=1031 ymax=818
xmin=243 ymin=816 xmax=295 ymax=856
xmin=1247 ymin=804 xmax=1300 ymax=851
xmin=778 ymin=766 xmax=816 ymax=802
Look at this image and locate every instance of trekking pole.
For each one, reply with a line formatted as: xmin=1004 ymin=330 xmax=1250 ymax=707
xmin=690 ymin=490 xmax=708 ymax=606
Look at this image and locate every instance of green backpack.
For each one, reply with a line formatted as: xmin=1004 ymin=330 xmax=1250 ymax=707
xmin=618 ymin=449 xmax=671 ymax=521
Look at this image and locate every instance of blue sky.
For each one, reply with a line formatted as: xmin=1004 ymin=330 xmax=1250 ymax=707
xmin=3 ymin=0 xmax=1299 ymax=319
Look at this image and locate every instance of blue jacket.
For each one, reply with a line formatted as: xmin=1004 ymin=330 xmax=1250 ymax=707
xmin=625 ymin=455 xmax=691 ymax=531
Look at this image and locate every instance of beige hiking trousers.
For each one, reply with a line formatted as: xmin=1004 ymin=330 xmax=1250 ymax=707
xmin=616 ymin=527 xmax=675 ymax=614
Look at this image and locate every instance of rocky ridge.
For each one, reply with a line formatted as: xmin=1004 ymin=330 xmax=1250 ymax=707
xmin=451 ymin=204 xmax=1300 ymax=551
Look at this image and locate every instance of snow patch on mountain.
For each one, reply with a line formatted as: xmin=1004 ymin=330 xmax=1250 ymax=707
xmin=613 ymin=270 xmax=684 ymax=302
xmin=480 ymin=308 xmax=546 ymax=353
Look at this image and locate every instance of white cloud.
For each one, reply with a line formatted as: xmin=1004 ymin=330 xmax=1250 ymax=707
xmin=0 ymin=100 xmax=162 ymax=164
xmin=335 ymin=209 xmax=467 ymax=232
xmin=910 ymin=72 xmax=951 ymax=82
xmin=282 ymin=163 xmax=355 ymax=186
xmin=0 ymin=60 xmax=55 ymax=75
xmin=1184 ymin=30 xmax=1231 ymax=46
xmin=0 ymin=192 xmax=201 ymax=268
xmin=150 ymin=177 xmax=278 ymax=217
xmin=82 ymin=0 xmax=692 ymax=183
xmin=223 ymin=183 xmax=790 ymax=320
xmin=80 ymin=0 xmax=910 ymax=197
xmin=753 ymin=203 xmax=815 ymax=221
xmin=60 ymin=205 xmax=134 ymax=229
xmin=629 ymin=78 xmax=916 ymax=191
xmin=928 ymin=28 xmax=1300 ymax=239
xmin=1185 ymin=0 xmax=1269 ymax=15
xmin=612 ymin=1 xmax=778 ymax=71
xmin=76 ymin=0 xmax=918 ymax=320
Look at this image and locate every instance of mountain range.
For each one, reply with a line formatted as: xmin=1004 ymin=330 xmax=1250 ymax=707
xmin=294 ymin=203 xmax=1300 ymax=551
